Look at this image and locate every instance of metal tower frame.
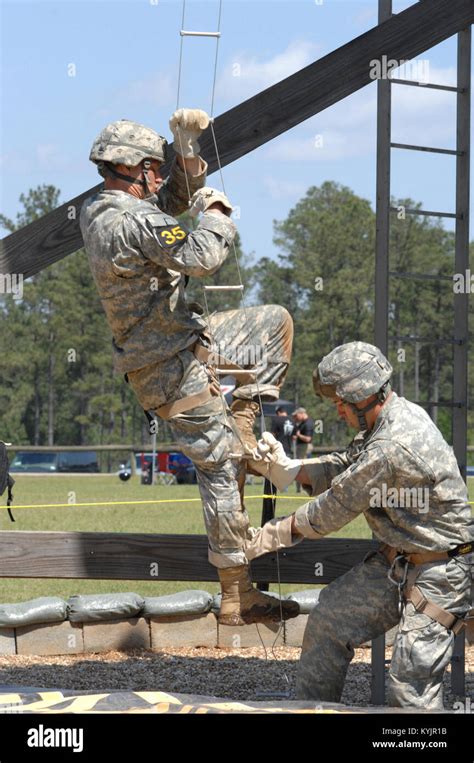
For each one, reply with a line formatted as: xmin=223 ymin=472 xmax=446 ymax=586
xmin=374 ymin=0 xmax=471 ymax=702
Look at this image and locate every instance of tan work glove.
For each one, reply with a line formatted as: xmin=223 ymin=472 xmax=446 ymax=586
xmin=245 ymin=432 xmax=302 ymax=492
xmin=169 ymin=108 xmax=210 ymax=158
xmin=189 ymin=187 xmax=233 ymax=218
xmin=244 ymin=515 xmax=303 ymax=561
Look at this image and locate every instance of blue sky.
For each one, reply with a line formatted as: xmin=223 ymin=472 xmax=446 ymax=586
xmin=1 ymin=0 xmax=472 ymax=266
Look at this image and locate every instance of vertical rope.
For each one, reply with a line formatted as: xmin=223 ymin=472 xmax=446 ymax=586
xmin=174 ymin=0 xmax=267 ymax=439
xmin=175 ymin=0 xmax=187 ymax=110
xmin=209 ymin=0 xmax=223 ymax=118
xmin=175 ymin=0 xmax=289 ymax=674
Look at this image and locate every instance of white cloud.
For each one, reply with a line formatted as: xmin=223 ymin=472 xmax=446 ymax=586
xmin=94 ymin=71 xmax=176 ymax=121
xmin=0 ymin=144 xmax=72 ymax=174
xmin=266 ymin=86 xmax=377 ymax=162
xmin=215 ymin=40 xmax=323 ymax=104
xmin=0 ymin=149 xmax=46 ymax=174
xmin=391 ymin=65 xmax=457 ymax=145
xmin=265 ymin=64 xmax=462 ymax=163
xmin=263 ymin=176 xmax=308 ymax=200
xmin=36 ymin=143 xmax=65 ymax=169
xmin=267 ymin=127 xmax=374 ymax=163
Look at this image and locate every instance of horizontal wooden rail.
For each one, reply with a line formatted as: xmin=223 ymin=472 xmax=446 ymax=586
xmin=7 ymin=444 xmax=474 ymax=455
xmin=0 ymin=532 xmax=377 ymax=584
xmin=6 ymin=444 xmax=175 ymax=453
xmin=5 ymin=444 xmax=344 ymax=454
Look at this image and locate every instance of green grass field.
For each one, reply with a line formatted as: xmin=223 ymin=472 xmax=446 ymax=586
xmin=1 ymin=475 xmax=472 ymax=604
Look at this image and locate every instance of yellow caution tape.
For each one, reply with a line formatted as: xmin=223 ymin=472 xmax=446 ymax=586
xmin=3 ymin=494 xmax=300 ymax=510
xmin=4 ymin=495 xmax=474 ymax=510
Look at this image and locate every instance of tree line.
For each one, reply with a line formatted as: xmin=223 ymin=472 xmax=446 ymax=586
xmin=1 ymin=182 xmax=472 ymax=450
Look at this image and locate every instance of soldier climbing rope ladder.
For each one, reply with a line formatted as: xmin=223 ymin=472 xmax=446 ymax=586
xmin=79 ymin=112 xmax=298 ymax=628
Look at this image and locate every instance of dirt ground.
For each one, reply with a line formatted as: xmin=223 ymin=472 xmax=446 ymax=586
xmin=0 ymin=644 xmax=472 ymax=709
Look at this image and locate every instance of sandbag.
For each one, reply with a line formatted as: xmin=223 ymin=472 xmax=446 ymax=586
xmin=0 ymin=597 xmax=67 ymax=627
xmin=143 ymin=590 xmax=213 ymax=618
xmin=286 ymin=589 xmax=321 ymax=614
xmin=67 ymin=593 xmax=145 ymax=622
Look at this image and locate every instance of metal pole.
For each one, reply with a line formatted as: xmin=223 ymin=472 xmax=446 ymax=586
xmin=451 ymin=631 xmax=466 ymax=697
xmin=451 ymin=27 xmax=470 ymax=699
xmin=371 ymin=634 xmax=387 ymax=706
xmin=257 ymin=478 xmax=277 ymax=592
xmin=371 ymin=0 xmax=392 ymax=706
xmin=414 ymin=341 xmax=420 ymax=401
xmin=257 ymin=401 xmax=276 ymax=590
xmin=452 ymin=27 xmax=470 ymax=481
xmin=398 ymin=340 xmax=404 ymax=396
xmin=151 ymin=421 xmax=157 ymax=486
xmin=375 ymin=0 xmax=392 ymax=356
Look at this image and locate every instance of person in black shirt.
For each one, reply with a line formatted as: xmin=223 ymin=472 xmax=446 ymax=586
xmin=271 ymin=406 xmax=294 ymax=456
xmin=292 ymin=407 xmax=314 ymax=492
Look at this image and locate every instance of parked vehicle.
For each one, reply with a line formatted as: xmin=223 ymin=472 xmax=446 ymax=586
xmin=133 ymin=451 xmax=196 ymax=485
xmin=10 ymin=451 xmax=100 ymax=473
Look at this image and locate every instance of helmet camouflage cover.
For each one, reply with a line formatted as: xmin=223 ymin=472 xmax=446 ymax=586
xmin=313 ymin=341 xmax=393 ymax=403
xmin=89 ymin=119 xmax=168 ymax=170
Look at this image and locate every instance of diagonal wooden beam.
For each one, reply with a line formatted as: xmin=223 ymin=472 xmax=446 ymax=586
xmin=1 ymin=0 xmax=473 ymax=278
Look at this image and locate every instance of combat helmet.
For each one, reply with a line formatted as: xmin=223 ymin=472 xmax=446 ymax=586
xmin=312 ymin=341 xmax=393 ymax=430
xmin=89 ymin=119 xmax=168 ymax=196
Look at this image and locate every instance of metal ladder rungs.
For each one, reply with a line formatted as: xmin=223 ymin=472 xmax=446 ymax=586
xmin=389 ymin=206 xmax=459 ymax=220
xmin=390 ymin=334 xmax=462 ymax=347
xmin=391 ymin=142 xmax=462 ymax=157
xmin=180 ymin=30 xmax=221 ymax=37
xmin=203 ymin=285 xmax=244 ymax=291
xmin=388 ymin=271 xmax=454 ymax=283
xmin=390 ymin=78 xmax=462 ymax=93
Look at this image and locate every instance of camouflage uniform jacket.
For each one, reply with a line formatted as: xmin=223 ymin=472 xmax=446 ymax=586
xmin=294 ymin=392 xmax=474 ymax=552
xmin=80 ymin=157 xmax=237 ymax=374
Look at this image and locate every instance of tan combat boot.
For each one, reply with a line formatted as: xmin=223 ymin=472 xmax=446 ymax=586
xmin=217 ymin=565 xmax=300 ymax=626
xmin=230 ymin=399 xmax=263 ymax=481
xmin=230 ymin=399 xmax=260 ymax=452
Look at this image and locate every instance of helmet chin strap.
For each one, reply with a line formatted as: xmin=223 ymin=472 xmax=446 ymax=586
xmin=141 ymin=160 xmax=154 ymax=198
xmin=347 ymin=382 xmax=392 ymax=432
xmin=349 ymin=398 xmax=379 ymax=432
xmin=102 ymin=160 xmax=155 ymax=198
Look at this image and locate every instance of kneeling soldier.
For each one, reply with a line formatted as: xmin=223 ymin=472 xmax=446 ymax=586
xmin=245 ymin=341 xmax=473 ymax=709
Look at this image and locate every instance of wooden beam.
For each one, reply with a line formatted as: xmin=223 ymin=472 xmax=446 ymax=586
xmin=0 ymin=531 xmax=377 ymax=584
xmin=1 ymin=0 xmax=472 ymax=278
xmin=6 ymin=444 xmax=178 ymax=453
xmin=6 ymin=443 xmax=341 ymax=453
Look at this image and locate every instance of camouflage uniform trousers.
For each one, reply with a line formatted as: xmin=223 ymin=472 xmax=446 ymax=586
xmin=295 ymin=548 xmax=472 ymax=709
xmin=127 ymin=304 xmax=293 ymax=569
